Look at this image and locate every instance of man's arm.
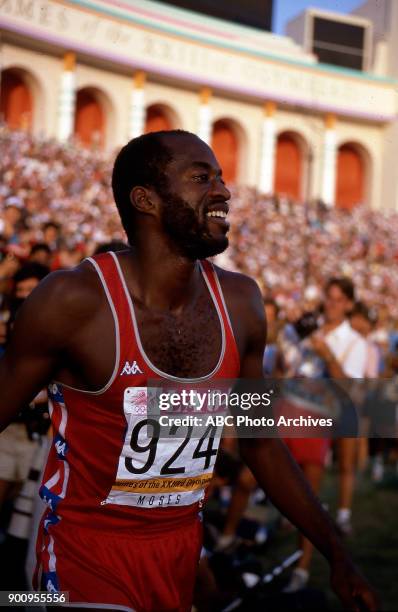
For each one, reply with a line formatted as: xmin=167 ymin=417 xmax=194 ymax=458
xmin=236 ymin=276 xmax=378 ymax=612
xmin=311 ymin=330 xmax=368 ymax=379
xmin=0 ymin=267 xmax=95 ymax=432
xmin=311 ymin=334 xmax=346 ymax=378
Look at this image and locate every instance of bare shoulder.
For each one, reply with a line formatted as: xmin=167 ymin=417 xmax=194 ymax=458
xmin=213 ymin=264 xmax=263 ymax=308
xmin=13 ymin=259 xmax=104 ymax=348
xmin=27 ymin=259 xmax=102 ymax=316
xmin=212 ymin=263 xmax=266 ymax=347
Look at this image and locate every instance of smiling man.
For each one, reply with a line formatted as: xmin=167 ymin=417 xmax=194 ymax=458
xmin=0 ymin=130 xmax=377 ymax=612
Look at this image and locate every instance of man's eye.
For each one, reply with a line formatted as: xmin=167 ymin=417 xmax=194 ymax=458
xmin=193 ymin=174 xmax=209 ymax=182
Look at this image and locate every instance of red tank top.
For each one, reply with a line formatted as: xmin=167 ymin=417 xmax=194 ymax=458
xmin=39 ymin=252 xmax=240 ymax=533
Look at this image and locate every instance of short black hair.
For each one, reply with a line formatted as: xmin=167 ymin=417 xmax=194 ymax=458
xmin=30 ymin=243 xmax=51 ymax=256
xmin=263 ymin=298 xmax=279 ymax=315
xmin=350 ymin=301 xmax=377 ymax=324
xmin=43 ymin=221 xmax=60 ymax=232
xmin=13 ymin=263 xmax=50 ymax=284
xmin=325 ymin=277 xmax=355 ymax=302
xmin=111 ymin=130 xmax=195 ymax=243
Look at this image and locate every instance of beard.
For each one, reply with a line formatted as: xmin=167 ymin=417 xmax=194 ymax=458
xmin=159 ymin=190 xmax=229 ymax=260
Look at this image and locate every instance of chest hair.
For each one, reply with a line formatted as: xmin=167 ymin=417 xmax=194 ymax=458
xmin=135 ymin=290 xmax=222 ymax=378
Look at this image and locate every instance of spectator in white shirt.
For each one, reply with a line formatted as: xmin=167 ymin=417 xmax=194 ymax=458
xmin=349 ymin=302 xmax=381 ymax=474
xmin=350 ymin=302 xmax=380 ymax=379
xmin=310 ymin=278 xmax=367 ymax=535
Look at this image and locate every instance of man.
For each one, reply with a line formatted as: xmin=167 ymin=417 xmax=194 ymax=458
xmin=29 ymin=243 xmax=53 ymax=268
xmin=349 ymin=302 xmax=380 ymax=476
xmin=0 ymin=198 xmax=24 ymax=242
xmin=349 ymin=302 xmax=379 ymax=379
xmin=0 ymin=131 xmax=376 ymax=611
xmin=42 ymin=222 xmax=61 ymax=252
xmin=263 ymin=298 xmax=281 ymax=376
xmin=311 ymin=278 xmax=367 ymax=536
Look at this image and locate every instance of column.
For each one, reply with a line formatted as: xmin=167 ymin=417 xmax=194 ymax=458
xmin=321 ymin=113 xmax=337 ymax=207
xmin=57 ymin=52 xmax=76 ymax=142
xmin=258 ymin=101 xmax=277 ymax=194
xmin=197 ymin=87 xmax=212 ymax=144
xmin=129 ymin=71 xmax=146 ymax=139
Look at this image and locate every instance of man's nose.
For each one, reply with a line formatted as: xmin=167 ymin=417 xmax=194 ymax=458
xmin=211 ymin=177 xmax=231 ymax=201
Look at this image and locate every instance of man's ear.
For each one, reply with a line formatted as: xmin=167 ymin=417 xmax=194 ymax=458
xmin=130 ymin=186 xmax=158 ymax=215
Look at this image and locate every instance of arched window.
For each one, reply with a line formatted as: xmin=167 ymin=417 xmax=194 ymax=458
xmin=274 ymin=132 xmax=303 ymax=200
xmin=145 ymin=104 xmax=173 ymax=133
xmin=211 ymin=120 xmax=239 ymax=184
xmin=74 ymin=88 xmax=105 ymax=148
xmin=336 ymin=144 xmax=365 ymax=209
xmin=0 ymin=68 xmax=33 ymax=131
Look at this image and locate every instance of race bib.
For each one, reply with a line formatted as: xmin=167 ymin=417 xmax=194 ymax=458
xmin=102 ymin=387 xmax=223 ymax=509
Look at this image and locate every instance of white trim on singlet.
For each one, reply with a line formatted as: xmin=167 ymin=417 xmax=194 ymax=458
xmin=110 ymin=251 xmax=226 ymax=383
xmin=47 ymin=536 xmax=56 ymax=573
xmin=60 ymin=461 xmax=70 ymax=500
xmin=44 ymin=469 xmax=60 ymax=490
xmin=58 ymin=403 xmax=68 ymax=438
xmin=53 ymin=257 xmax=121 ymax=395
xmin=211 ymin=266 xmax=239 ymax=350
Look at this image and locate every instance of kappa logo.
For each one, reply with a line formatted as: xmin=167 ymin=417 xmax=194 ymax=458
xmin=120 ymin=360 xmax=143 ymax=376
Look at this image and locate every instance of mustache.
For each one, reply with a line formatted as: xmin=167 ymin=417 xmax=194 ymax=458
xmin=160 ymin=191 xmax=228 ymax=260
xmin=204 ymin=199 xmax=229 ymax=214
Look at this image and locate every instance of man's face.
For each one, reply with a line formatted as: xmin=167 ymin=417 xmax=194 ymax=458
xmin=324 ymin=284 xmax=352 ymax=323
xmin=15 ymin=277 xmax=40 ymax=299
xmin=156 ymin=134 xmax=231 ymax=260
xmin=44 ymin=226 xmax=59 ymax=244
xmin=5 ymin=206 xmax=22 ymax=225
xmin=30 ymin=249 xmax=51 ymax=266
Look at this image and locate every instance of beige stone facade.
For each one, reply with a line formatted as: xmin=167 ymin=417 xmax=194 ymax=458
xmin=0 ymin=0 xmax=397 ymax=209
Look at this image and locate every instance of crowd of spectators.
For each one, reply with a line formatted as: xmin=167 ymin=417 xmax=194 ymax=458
xmin=226 ymin=187 xmax=398 ymax=324
xmin=1 ymin=126 xmax=398 ymax=336
xmin=0 ymin=126 xmax=123 ymax=275
xmin=1 ymin=126 xmax=398 ymax=605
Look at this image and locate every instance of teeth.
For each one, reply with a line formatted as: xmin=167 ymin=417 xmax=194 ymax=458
xmin=206 ymin=211 xmax=227 ymax=218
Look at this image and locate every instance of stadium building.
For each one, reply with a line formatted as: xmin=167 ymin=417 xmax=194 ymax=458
xmin=0 ymin=0 xmax=397 ymax=210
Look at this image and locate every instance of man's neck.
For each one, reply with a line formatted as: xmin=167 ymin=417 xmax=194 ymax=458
xmin=127 ymin=239 xmax=200 ymax=313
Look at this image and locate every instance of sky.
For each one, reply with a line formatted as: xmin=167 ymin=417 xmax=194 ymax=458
xmin=273 ymin=0 xmax=362 ymax=34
